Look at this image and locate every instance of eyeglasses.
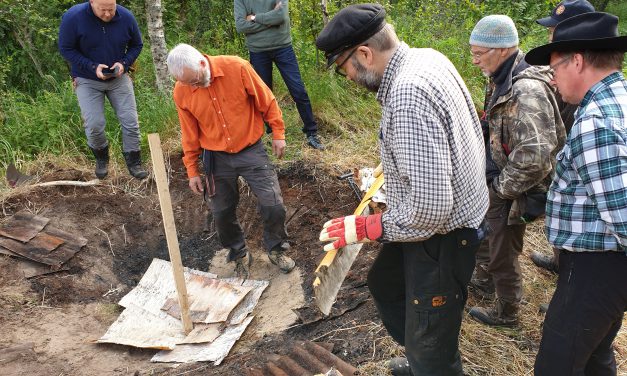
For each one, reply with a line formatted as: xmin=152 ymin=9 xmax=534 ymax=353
xmin=549 ymin=54 xmax=573 ymax=71
xmin=335 ymin=47 xmax=360 ymax=77
xmin=470 ymin=48 xmax=494 ymax=60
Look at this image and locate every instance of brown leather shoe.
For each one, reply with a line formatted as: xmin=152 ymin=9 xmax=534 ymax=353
xmin=469 ymin=298 xmax=519 ymax=327
xmin=268 ymin=242 xmax=295 ymax=273
xmin=531 ymin=251 xmax=558 ymax=273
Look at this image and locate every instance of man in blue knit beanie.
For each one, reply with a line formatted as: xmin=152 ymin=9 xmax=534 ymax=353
xmin=467 ymin=15 xmax=566 ymax=326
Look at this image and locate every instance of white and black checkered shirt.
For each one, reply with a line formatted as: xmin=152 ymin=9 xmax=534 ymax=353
xmin=377 ymin=43 xmax=489 ymax=241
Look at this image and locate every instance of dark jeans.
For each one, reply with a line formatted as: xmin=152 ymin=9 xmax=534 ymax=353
xmin=249 ymin=45 xmax=318 ymax=136
xmin=367 ymin=227 xmax=480 ymax=375
xmin=475 ymin=188 xmax=526 ymax=301
xmin=535 ymin=250 xmax=627 ymax=376
xmin=203 ymin=141 xmax=288 ymax=262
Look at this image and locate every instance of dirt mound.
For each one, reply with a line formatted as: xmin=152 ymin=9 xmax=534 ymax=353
xmin=0 ymin=156 xmax=372 ymax=375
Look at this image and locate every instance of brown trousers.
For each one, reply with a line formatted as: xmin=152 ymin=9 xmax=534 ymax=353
xmin=475 ymin=188 xmax=526 ymax=302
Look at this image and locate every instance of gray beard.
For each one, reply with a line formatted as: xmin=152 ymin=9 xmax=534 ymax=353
xmin=352 ymin=57 xmax=382 ymax=93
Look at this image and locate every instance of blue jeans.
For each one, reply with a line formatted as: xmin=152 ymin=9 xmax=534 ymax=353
xmin=249 ymin=46 xmax=318 ymax=136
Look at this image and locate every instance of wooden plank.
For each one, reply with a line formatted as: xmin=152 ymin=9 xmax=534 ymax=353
xmin=148 ymin=133 xmax=193 ymax=335
xmin=0 ymin=237 xmax=63 ymax=266
xmin=43 ymin=226 xmax=88 ymax=251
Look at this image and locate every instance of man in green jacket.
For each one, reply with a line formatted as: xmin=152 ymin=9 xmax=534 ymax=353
xmin=468 ymin=15 xmax=566 ymax=326
xmin=234 ymin=0 xmax=324 ymax=150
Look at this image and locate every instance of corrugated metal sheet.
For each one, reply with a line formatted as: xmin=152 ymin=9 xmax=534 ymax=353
xmin=245 ymin=341 xmax=358 ymax=376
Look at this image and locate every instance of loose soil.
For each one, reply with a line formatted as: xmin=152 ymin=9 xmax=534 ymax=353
xmin=1 ymin=156 xmax=624 ymax=376
xmin=0 ymin=156 xmax=381 ymax=376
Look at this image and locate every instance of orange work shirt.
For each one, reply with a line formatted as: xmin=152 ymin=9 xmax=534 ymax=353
xmin=172 ymin=55 xmax=285 ymax=178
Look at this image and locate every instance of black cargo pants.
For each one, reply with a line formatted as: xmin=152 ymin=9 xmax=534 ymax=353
xmin=203 ymin=140 xmax=288 ymax=262
xmin=367 ymin=227 xmax=480 ymax=375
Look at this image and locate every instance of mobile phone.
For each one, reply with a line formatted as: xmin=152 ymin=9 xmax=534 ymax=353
xmin=102 ymin=66 xmax=120 ymax=76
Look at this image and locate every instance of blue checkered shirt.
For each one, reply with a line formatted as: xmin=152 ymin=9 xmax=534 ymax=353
xmin=377 ymin=43 xmax=489 ymax=241
xmin=545 ymin=72 xmax=627 ymax=253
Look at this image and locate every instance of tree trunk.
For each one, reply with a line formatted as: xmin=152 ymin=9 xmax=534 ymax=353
xmin=12 ymin=28 xmax=46 ymax=80
xmin=320 ymin=0 xmax=329 ymax=25
xmin=145 ymin=0 xmax=171 ymax=93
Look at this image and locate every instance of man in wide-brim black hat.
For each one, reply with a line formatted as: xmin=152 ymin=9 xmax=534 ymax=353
xmin=525 ymin=12 xmax=627 ymax=376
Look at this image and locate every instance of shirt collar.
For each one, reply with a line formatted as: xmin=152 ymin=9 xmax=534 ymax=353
xmin=580 ymin=71 xmax=624 ymax=108
xmin=376 ymin=42 xmax=409 ymax=105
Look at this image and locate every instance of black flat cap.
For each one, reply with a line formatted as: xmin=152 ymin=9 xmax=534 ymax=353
xmin=315 ymin=3 xmax=386 ymax=68
xmin=526 ymin=12 xmax=627 ymax=65
xmin=536 ymin=0 xmax=594 ymax=28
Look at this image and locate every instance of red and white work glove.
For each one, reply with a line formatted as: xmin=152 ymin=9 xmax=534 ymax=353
xmin=319 ymin=213 xmax=383 ymax=252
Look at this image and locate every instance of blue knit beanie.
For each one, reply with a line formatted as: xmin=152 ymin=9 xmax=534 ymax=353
xmin=469 ymin=15 xmax=519 ymax=48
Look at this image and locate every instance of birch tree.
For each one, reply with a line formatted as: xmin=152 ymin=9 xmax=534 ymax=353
xmin=145 ymin=0 xmax=171 ymax=93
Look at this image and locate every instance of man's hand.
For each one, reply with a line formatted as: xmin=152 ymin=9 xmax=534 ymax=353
xmin=189 ymin=176 xmax=204 ymax=195
xmin=95 ymin=64 xmax=109 ymax=80
xmin=319 ymin=213 xmax=383 ymax=252
xmin=274 ymin=1 xmax=283 ymax=10
xmin=112 ymin=62 xmax=125 ymax=77
xmin=272 ymin=139 xmax=286 ymax=159
xmin=246 ymin=14 xmax=255 ymax=21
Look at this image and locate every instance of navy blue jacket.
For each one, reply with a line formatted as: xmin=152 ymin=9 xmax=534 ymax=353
xmin=58 ymin=2 xmax=143 ymax=81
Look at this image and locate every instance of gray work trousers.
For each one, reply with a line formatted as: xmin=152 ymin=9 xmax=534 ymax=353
xmin=204 ymin=141 xmax=288 ymax=262
xmin=74 ymin=74 xmax=141 ymax=152
xmin=475 ymin=187 xmax=526 ymax=302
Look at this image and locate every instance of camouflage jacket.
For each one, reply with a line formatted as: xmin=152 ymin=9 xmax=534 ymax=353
xmin=486 ymin=51 xmax=566 ymax=224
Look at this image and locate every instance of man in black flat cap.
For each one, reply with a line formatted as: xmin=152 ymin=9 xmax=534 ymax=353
xmin=525 ymin=12 xmax=627 ymax=376
xmin=529 ymin=0 xmax=595 ymax=275
xmin=316 ymin=4 xmax=489 ymax=375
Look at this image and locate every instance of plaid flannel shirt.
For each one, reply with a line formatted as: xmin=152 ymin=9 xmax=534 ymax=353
xmin=545 ymin=72 xmax=627 ymax=253
xmin=377 ymin=43 xmax=489 ymax=241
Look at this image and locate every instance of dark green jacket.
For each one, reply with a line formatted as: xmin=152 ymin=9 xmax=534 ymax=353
xmin=234 ymin=0 xmax=291 ymax=52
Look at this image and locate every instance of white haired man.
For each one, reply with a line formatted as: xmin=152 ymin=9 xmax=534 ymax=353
xmin=166 ymin=43 xmax=295 ymax=279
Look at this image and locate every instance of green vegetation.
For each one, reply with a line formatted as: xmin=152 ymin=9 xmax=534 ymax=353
xmin=0 ymin=0 xmax=625 ymax=172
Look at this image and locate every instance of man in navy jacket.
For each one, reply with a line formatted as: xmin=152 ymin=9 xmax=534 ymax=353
xmin=59 ymin=0 xmax=147 ymax=179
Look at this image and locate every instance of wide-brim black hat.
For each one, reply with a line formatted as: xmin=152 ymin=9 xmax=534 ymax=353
xmin=526 ymin=12 xmax=627 ymax=65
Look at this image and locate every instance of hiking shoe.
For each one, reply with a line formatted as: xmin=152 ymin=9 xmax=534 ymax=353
xmin=388 ymin=357 xmax=414 ymax=376
xmin=469 ymin=298 xmax=519 ymax=327
xmin=531 ymin=251 xmax=558 ymax=273
xmin=234 ymin=252 xmax=252 ymax=281
xmin=306 ymin=134 xmax=325 ymax=150
xmin=268 ymin=243 xmax=295 ymax=273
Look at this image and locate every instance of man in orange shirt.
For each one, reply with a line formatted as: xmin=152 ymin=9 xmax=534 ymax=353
xmin=166 ymin=43 xmax=295 ymax=279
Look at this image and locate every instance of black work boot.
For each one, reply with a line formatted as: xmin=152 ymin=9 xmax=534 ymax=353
xmin=388 ymin=357 xmax=414 ymax=376
xmin=123 ymin=150 xmax=149 ymax=179
xmin=90 ymin=145 xmax=109 ymax=179
xmin=469 ymin=298 xmax=520 ymax=327
xmin=268 ymin=242 xmax=295 ymax=273
xmin=531 ymin=251 xmax=558 ymax=273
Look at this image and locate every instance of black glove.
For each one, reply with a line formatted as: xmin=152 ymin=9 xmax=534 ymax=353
xmin=520 ymin=191 xmax=547 ymax=223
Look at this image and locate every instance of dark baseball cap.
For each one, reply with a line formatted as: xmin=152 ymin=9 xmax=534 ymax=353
xmin=315 ymin=3 xmax=386 ymax=68
xmin=536 ymin=0 xmax=595 ymax=27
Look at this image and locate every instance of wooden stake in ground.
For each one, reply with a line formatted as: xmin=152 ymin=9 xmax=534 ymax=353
xmin=148 ymin=133 xmax=193 ymax=335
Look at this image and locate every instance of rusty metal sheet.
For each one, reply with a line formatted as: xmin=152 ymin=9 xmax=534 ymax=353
xmin=43 ymin=226 xmax=87 ymax=251
xmin=26 ymin=232 xmax=64 ymax=252
xmin=0 ymin=211 xmax=49 ymax=242
xmin=0 ymin=235 xmax=80 ymax=266
xmin=161 ymin=274 xmax=253 ymax=323
xmin=248 ymin=341 xmax=358 ymax=376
